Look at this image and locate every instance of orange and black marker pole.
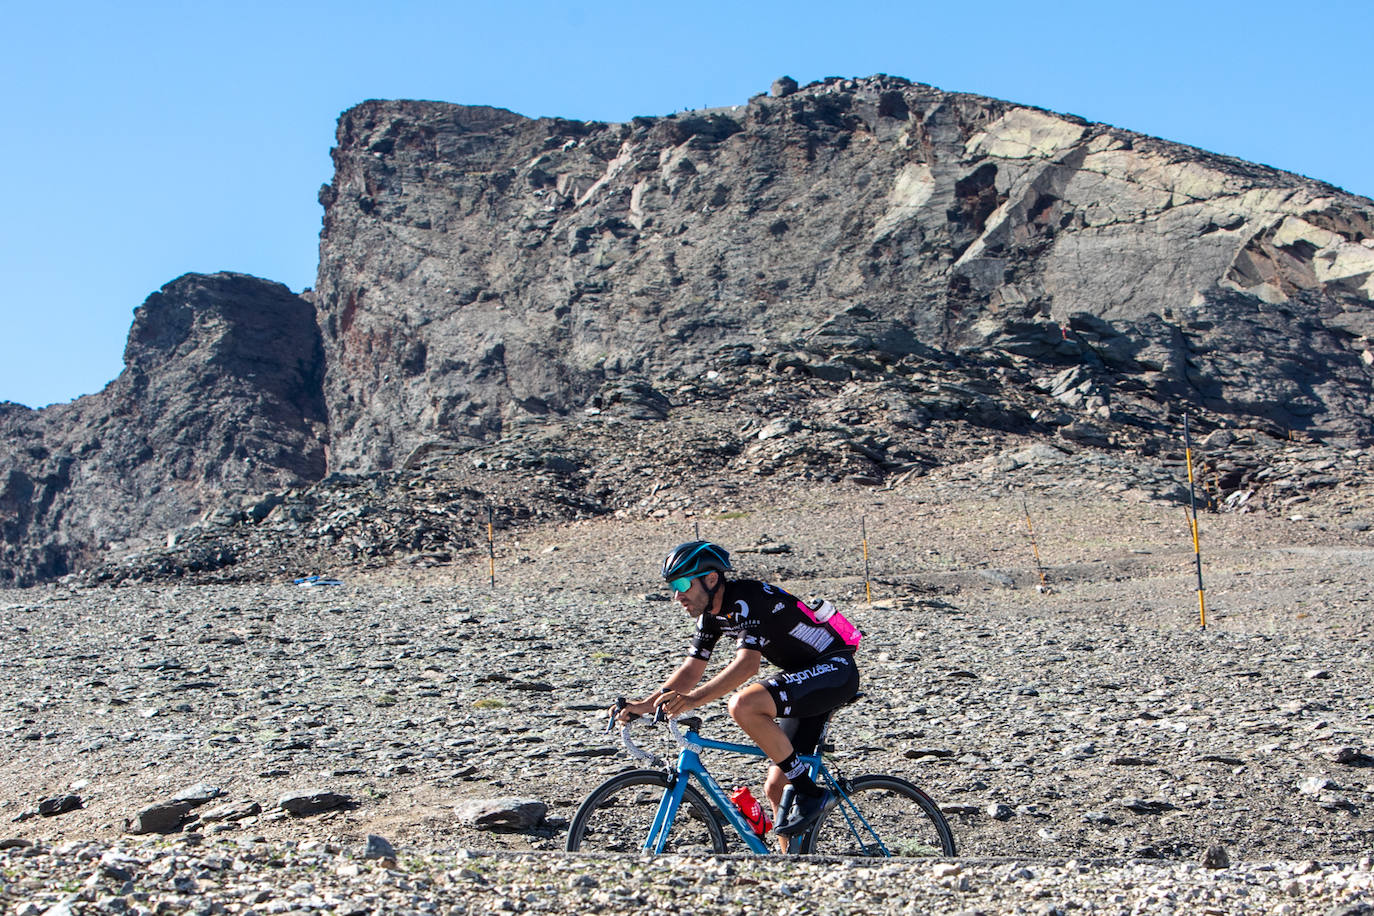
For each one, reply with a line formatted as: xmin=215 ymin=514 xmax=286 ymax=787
xmin=861 ymin=516 xmax=872 ymax=605
xmin=1184 ymin=415 xmax=1207 ymax=629
xmin=1021 ymin=494 xmax=1049 ymax=592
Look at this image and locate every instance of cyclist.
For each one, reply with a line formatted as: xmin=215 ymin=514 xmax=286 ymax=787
xmin=615 ymin=540 xmax=861 ymax=839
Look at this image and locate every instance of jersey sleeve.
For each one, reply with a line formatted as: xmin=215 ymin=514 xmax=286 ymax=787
xmin=727 ymin=588 xmax=768 ymax=653
xmin=689 ymin=613 xmax=721 ymax=661
xmin=734 ymin=612 xmax=765 ymax=652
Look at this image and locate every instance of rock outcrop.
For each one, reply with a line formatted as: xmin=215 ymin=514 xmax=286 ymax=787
xmin=314 ymin=76 xmax=1374 ymax=473
xmin=0 ymin=273 xmax=327 ymax=586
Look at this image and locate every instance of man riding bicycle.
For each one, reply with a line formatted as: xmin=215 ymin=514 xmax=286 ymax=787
xmin=615 ymin=541 xmax=862 ymax=838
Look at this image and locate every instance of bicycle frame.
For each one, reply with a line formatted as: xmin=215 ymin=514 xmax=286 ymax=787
xmin=586 ymin=697 xmax=946 ymax=858
xmin=644 ymin=719 xmax=856 ymax=855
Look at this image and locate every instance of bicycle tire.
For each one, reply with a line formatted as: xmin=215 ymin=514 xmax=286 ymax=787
xmin=565 ymin=769 xmax=728 ymax=854
xmin=802 ymin=774 xmax=956 ymax=857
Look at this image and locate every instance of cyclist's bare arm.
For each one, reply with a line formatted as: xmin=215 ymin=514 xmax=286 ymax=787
xmin=658 ymin=648 xmax=761 ymax=716
xmin=615 ymin=656 xmax=708 ymax=722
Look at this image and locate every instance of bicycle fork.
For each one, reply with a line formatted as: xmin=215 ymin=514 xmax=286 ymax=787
xmin=645 ymin=770 xmax=693 ymax=853
xmin=649 ymin=765 xmax=772 ymax=854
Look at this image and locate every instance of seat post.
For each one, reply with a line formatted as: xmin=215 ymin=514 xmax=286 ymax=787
xmin=817 ymin=691 xmax=862 ymax=755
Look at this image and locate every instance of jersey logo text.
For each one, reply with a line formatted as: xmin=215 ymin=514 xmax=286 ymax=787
xmin=787 ymin=622 xmax=835 ymax=653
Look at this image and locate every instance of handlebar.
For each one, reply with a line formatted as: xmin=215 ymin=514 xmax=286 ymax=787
xmin=607 ymin=697 xmax=665 ymax=766
xmin=606 ymin=697 xmax=696 ymax=766
xmin=666 ymin=716 xmax=690 ymax=745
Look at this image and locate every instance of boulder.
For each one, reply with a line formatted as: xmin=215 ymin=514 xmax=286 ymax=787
xmin=37 ymin=795 xmax=82 ymax=817
xmin=770 ymin=76 xmax=799 ymax=98
xmin=279 ymin=790 xmax=352 ymax=816
xmin=131 ymin=800 xmax=196 ymax=834
xmin=453 ymin=798 xmax=547 ymax=830
xmin=364 ymin=834 xmax=398 ymax=860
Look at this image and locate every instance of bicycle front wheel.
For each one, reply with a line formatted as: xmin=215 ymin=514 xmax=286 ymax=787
xmin=565 ymin=769 xmax=728 ymax=854
xmin=803 ymin=774 xmax=955 ymax=857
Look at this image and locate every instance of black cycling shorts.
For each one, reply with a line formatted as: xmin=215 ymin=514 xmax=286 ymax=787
xmin=761 ymin=652 xmax=859 ymax=754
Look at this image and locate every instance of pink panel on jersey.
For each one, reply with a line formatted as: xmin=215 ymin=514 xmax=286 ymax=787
xmin=799 ymin=599 xmax=863 ymax=648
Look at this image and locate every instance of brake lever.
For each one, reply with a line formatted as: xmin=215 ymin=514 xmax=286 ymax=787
xmin=608 ymin=696 xmax=648 ymax=733
xmin=607 ymin=697 xmax=626 ymax=733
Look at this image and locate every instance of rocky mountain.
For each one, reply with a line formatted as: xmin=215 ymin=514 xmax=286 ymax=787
xmin=0 ymin=273 xmax=327 ymax=585
xmin=4 ymin=74 xmax=1374 ymax=587
xmin=315 ymin=74 xmax=1374 ymax=473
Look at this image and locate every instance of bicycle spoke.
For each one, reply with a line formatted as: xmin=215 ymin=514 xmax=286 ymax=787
xmin=566 ymin=770 xmax=727 ymax=854
xmin=804 ymin=775 xmax=955 ymax=858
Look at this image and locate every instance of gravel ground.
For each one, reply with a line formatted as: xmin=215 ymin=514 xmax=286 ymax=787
xmin=3 ymin=839 xmax=1372 ymax=915
xmin=3 ymin=455 xmax=1373 ymax=913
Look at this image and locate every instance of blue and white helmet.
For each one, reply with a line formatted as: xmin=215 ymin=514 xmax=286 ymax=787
xmin=661 ymin=541 xmax=733 ymax=582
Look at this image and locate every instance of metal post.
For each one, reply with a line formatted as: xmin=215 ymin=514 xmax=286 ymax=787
xmin=861 ymin=516 xmax=872 ymax=605
xmin=1184 ymin=415 xmax=1207 ymax=629
xmin=487 ymin=505 xmax=496 ymax=589
xmin=1021 ymin=494 xmax=1049 ymax=593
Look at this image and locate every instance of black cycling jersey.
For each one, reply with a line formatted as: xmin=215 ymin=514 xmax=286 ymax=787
xmin=690 ymin=579 xmax=857 ymax=672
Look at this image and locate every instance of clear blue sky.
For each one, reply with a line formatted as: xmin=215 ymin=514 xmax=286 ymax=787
xmin=3 ymin=0 xmax=1371 ymax=408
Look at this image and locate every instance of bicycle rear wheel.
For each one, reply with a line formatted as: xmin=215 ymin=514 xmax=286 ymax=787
xmin=565 ymin=769 xmax=727 ymax=854
xmin=803 ymin=774 xmax=955 ymax=857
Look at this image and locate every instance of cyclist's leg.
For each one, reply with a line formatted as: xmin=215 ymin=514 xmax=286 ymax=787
xmin=764 ymin=764 xmax=786 ymax=816
xmin=767 ymin=714 xmax=828 ymax=852
xmin=766 ymin=715 xmax=827 ymax=813
xmin=762 ymin=654 xmax=860 ymax=835
xmin=763 ymin=761 xmax=789 ymax=851
xmin=729 ymin=653 xmax=859 ymax=768
xmin=726 ymin=684 xmax=792 ymax=760
xmin=729 ymin=685 xmax=815 ymax=848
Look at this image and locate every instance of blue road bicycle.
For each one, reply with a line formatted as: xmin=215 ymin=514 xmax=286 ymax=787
xmin=566 ymin=700 xmax=955 ymax=857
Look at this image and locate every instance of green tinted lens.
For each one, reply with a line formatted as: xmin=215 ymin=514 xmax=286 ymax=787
xmin=669 ymin=576 xmax=695 ymax=593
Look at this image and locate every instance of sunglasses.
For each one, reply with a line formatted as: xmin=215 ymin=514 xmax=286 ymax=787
xmin=668 ymin=571 xmax=710 ymax=594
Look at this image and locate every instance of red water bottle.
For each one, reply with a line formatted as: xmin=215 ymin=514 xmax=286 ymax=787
xmin=730 ymin=786 xmax=772 ymax=836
